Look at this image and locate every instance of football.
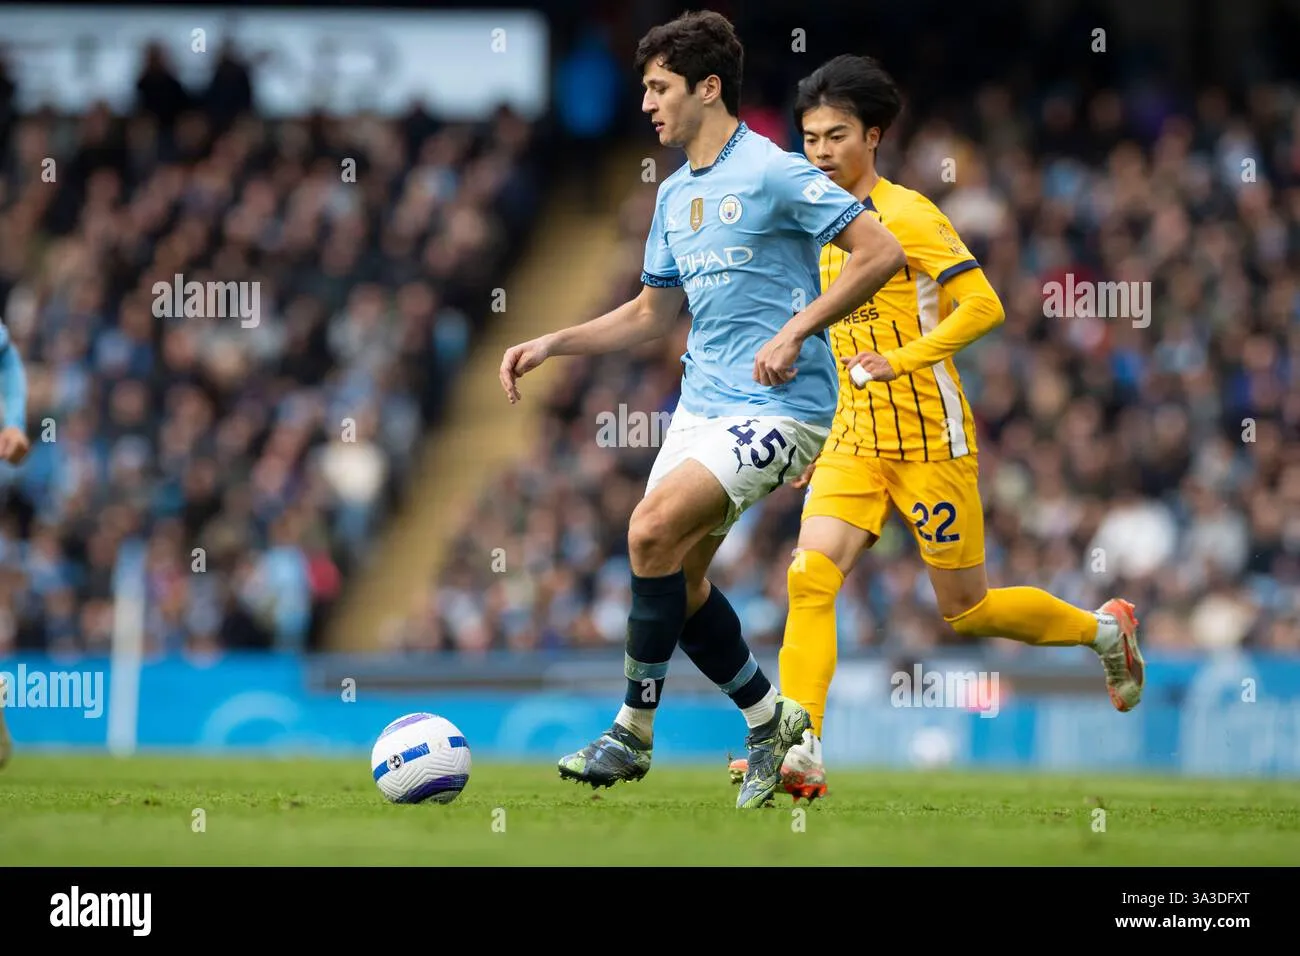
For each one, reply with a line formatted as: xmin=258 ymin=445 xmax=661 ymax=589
xmin=370 ymin=712 xmax=472 ymax=804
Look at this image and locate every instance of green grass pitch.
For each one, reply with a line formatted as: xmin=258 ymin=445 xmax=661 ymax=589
xmin=1 ymin=754 xmax=1297 ymax=865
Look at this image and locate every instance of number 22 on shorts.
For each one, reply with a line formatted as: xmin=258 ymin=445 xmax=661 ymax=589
xmin=911 ymin=500 xmax=960 ymax=542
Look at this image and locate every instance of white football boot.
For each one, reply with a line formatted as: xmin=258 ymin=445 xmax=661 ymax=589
xmin=1092 ymin=598 xmax=1145 ymax=712
xmin=779 ymin=729 xmax=827 ymax=801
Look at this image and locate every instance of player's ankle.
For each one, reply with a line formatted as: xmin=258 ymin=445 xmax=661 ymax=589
xmin=1090 ymin=614 xmax=1120 ymax=653
xmin=614 ymin=705 xmax=655 ymax=745
xmin=741 ymin=685 xmax=777 ymax=728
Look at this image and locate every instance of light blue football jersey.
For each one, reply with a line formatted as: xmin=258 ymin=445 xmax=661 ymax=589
xmin=641 ymin=121 xmax=865 ymax=428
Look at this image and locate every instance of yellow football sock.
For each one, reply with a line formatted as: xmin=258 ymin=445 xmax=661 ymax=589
xmin=945 ymin=586 xmax=1099 ymax=646
xmin=779 ymin=549 xmax=844 ymax=736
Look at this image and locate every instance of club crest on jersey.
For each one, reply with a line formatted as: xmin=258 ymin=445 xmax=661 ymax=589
xmin=718 ymin=195 xmax=742 ymax=224
xmin=936 ymin=221 xmax=967 ymax=257
xmin=690 ymin=197 xmax=704 ymax=231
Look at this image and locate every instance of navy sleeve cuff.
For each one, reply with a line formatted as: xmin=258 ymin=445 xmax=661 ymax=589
xmin=641 ymin=271 xmax=682 ymax=288
xmin=815 ymin=200 xmax=866 ymax=247
xmin=935 ymin=259 xmax=980 ymax=284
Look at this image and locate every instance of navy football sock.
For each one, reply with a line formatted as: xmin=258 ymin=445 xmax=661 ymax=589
xmin=678 ymin=583 xmax=772 ymax=708
xmin=622 ymin=569 xmax=687 ymax=711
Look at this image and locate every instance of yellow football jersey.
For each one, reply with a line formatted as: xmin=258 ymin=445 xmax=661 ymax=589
xmin=822 ymin=177 xmax=980 ymax=461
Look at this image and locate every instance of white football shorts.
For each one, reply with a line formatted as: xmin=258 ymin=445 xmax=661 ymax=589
xmin=644 ymin=406 xmax=830 ymax=536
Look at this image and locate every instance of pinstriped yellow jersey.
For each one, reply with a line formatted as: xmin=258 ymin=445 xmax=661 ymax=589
xmin=822 ymin=177 xmax=980 ymax=461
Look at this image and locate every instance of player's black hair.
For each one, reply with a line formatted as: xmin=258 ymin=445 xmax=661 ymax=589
xmin=634 ymin=10 xmax=743 ymax=116
xmin=793 ymin=54 xmax=902 ymax=141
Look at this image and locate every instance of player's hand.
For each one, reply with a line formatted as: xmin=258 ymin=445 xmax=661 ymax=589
xmin=791 ymin=456 xmax=817 ymax=489
xmin=500 ymin=336 xmax=552 ymax=404
xmin=753 ymin=330 xmax=802 ymax=386
xmin=842 ymin=350 xmax=896 ymax=385
xmin=0 ymin=427 xmax=30 ymax=465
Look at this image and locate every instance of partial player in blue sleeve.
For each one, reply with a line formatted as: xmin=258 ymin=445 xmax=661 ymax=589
xmin=497 ymin=11 xmax=904 ymax=809
xmin=0 ymin=316 xmax=21 ymax=768
xmin=0 ymin=319 xmax=29 ymax=466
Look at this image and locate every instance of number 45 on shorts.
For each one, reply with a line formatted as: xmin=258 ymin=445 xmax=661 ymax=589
xmin=728 ymin=420 xmax=790 ymax=472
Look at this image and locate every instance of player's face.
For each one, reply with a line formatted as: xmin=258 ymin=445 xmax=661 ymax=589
xmin=642 ymin=59 xmax=703 ymax=147
xmin=801 ymin=105 xmax=876 ymax=189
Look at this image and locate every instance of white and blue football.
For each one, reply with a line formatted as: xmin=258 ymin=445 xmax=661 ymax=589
xmin=371 ymin=712 xmax=472 ymax=804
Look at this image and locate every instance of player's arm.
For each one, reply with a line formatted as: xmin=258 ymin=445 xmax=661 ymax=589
xmin=500 ymin=191 xmax=685 ymax=403
xmin=499 ymin=285 xmax=684 ymax=403
xmin=878 ymin=268 xmax=1002 ymax=376
xmin=546 ymin=284 xmax=685 ymax=357
xmin=752 ymin=155 xmax=904 ymax=386
xmin=844 ymin=202 xmax=1002 ymax=385
xmin=784 ymin=211 xmax=905 ymax=341
xmin=0 ymin=324 xmax=29 ymax=465
xmin=882 ymin=199 xmax=1005 ymax=375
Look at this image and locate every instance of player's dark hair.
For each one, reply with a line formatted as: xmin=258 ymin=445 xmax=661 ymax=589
xmin=634 ymin=10 xmax=743 ymax=116
xmin=793 ymin=54 xmax=902 ymax=141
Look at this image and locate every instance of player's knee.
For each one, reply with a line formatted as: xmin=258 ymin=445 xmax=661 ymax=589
xmin=787 ymin=549 xmax=842 ymax=607
xmin=942 ymin=592 xmax=990 ymax=635
xmin=628 ymin=503 xmax=675 ymax=567
xmin=937 ymin=576 xmax=988 ymax=618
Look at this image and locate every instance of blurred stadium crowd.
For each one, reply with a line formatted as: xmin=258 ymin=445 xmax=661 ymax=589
xmin=407 ymin=76 xmax=1300 ymax=658
xmin=0 ymin=43 xmax=541 ymax=654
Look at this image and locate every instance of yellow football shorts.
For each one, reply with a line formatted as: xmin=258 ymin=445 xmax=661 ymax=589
xmin=800 ymin=450 xmax=985 ymax=570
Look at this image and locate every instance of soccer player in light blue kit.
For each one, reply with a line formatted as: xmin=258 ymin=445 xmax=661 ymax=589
xmin=499 ymin=10 xmax=905 ymax=807
xmin=0 ymin=315 xmax=31 ymax=770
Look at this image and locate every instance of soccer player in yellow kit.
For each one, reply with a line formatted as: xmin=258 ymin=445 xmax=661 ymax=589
xmin=730 ymin=55 xmax=1145 ymax=800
